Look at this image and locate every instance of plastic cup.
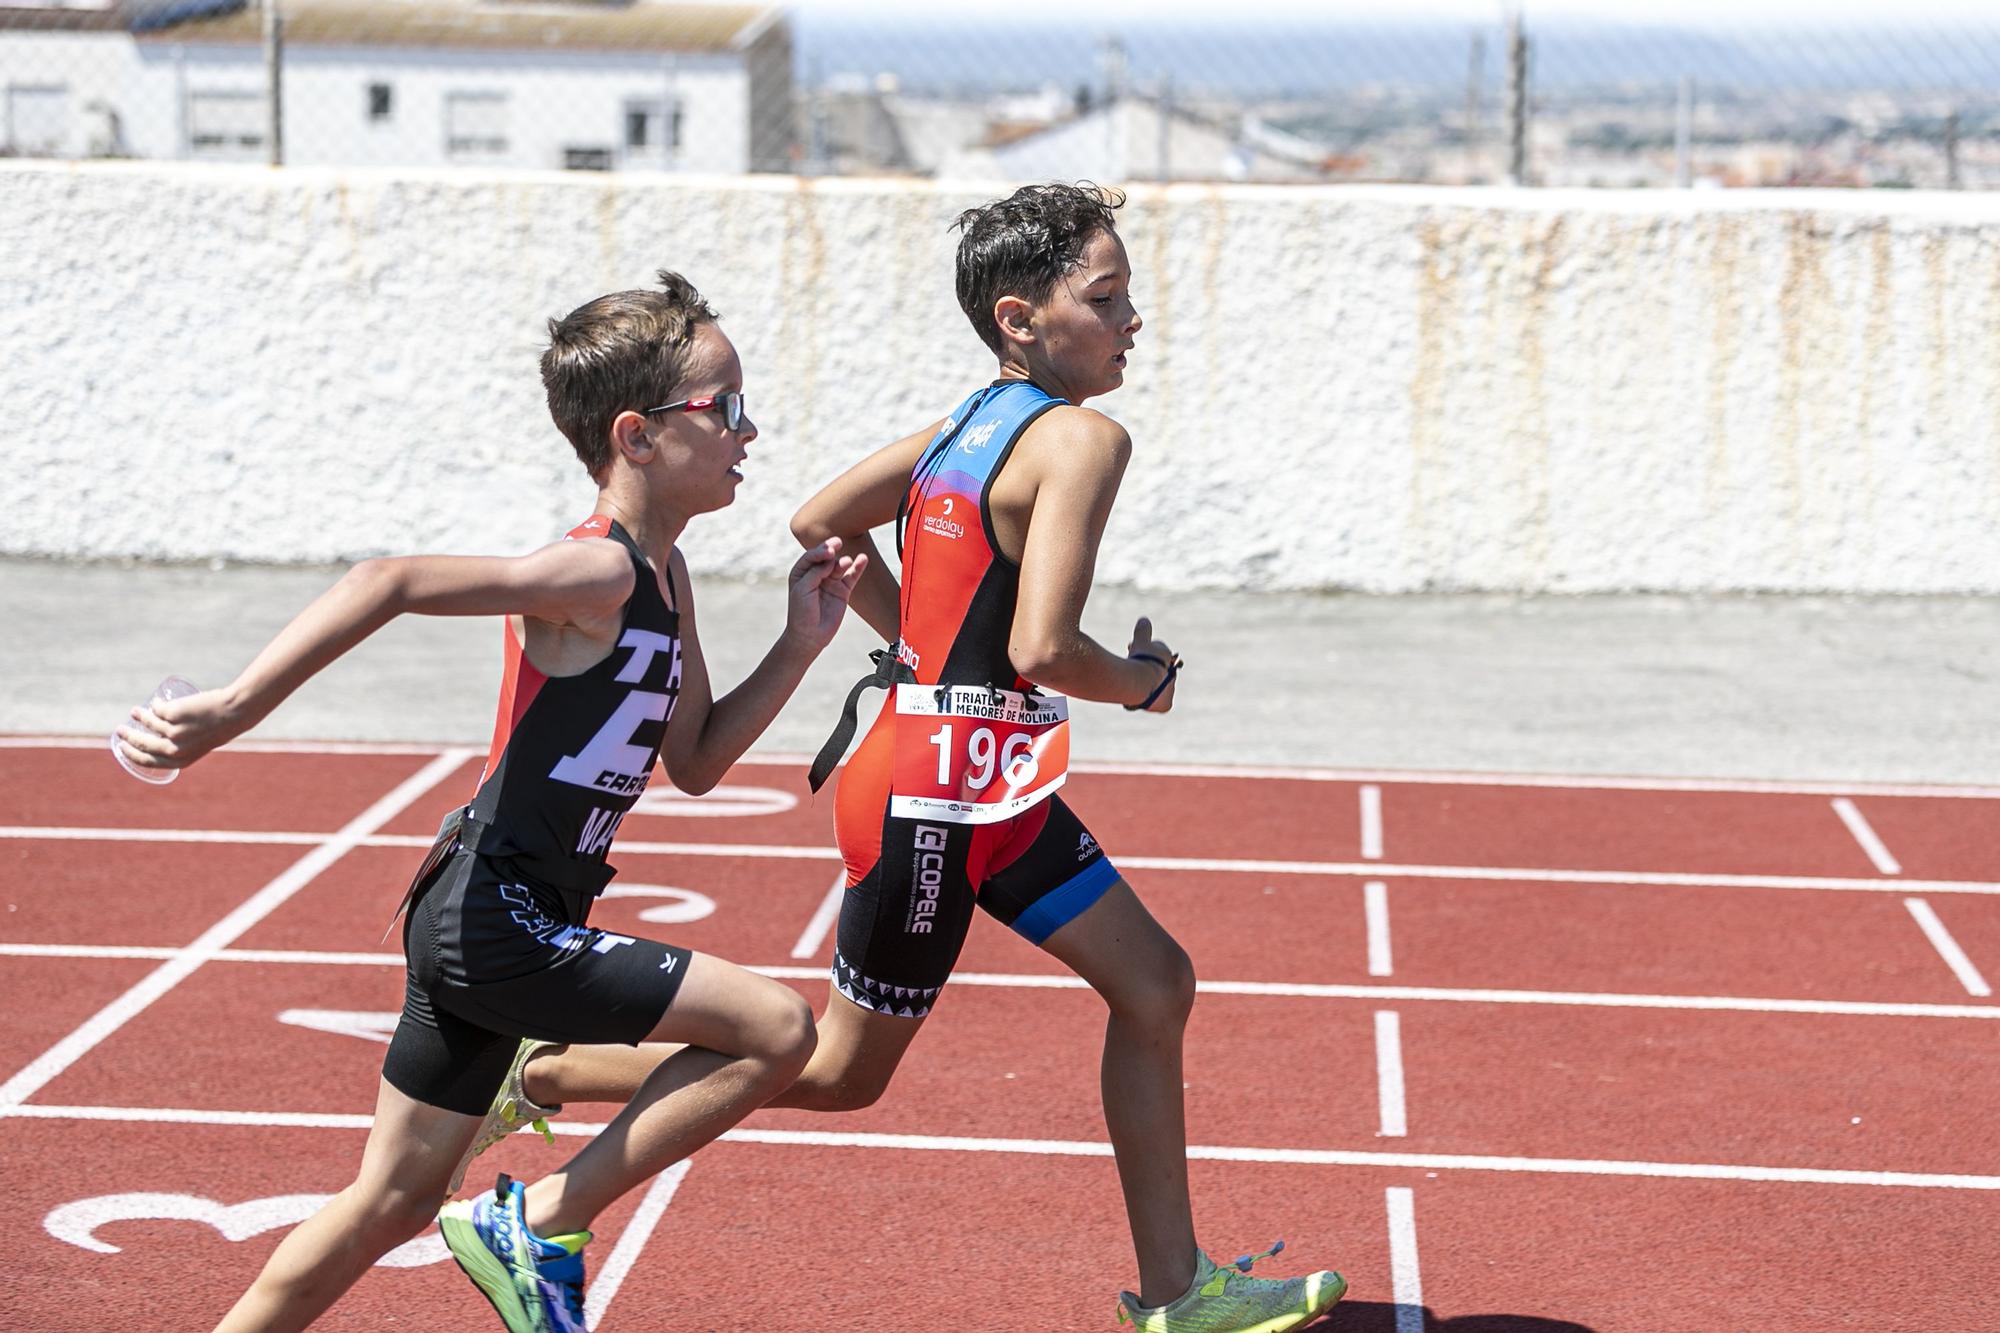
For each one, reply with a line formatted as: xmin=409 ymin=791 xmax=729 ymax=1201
xmin=110 ymin=675 xmax=200 ymax=785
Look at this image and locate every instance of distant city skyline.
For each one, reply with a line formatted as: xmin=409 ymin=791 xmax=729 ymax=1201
xmin=794 ymin=8 xmax=2000 ymax=100
xmin=787 ymin=0 xmax=2000 ymax=26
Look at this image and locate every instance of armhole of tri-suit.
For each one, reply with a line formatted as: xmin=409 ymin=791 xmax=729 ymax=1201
xmin=601 ymin=520 xmax=674 ymax=634
xmin=978 ymin=397 xmax=1062 ymax=571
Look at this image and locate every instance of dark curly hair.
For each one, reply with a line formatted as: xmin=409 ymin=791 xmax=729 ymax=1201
xmin=952 ymin=182 xmax=1125 ymax=354
xmin=540 ymin=270 xmax=719 ymax=478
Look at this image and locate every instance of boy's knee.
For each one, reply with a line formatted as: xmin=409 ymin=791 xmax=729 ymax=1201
xmin=1118 ymin=942 xmax=1196 ymax=1030
xmin=757 ymin=989 xmax=817 ymax=1076
xmin=351 ymin=1189 xmax=441 ymax=1249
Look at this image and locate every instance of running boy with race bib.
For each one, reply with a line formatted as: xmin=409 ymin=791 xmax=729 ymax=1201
xmin=792 ymin=183 xmax=1347 ymax=1331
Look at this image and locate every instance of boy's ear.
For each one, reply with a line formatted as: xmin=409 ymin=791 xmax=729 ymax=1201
xmin=610 ymin=409 xmax=653 ymax=461
xmin=994 ymin=295 xmax=1036 ymax=348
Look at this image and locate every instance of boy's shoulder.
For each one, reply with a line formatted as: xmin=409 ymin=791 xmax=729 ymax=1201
xmin=1018 ymin=401 xmax=1131 ymax=464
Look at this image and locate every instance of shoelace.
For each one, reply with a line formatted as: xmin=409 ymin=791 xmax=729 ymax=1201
xmin=544 ymin=1272 xmax=585 ymax=1320
xmin=1116 ymin=1241 xmax=1289 ymax=1323
xmin=501 ymin=1097 xmax=558 ymax=1147
xmin=484 ymin=1190 xmax=519 ymax=1252
xmin=536 ymin=1245 xmax=588 ymax=1320
xmin=1200 ymin=1240 xmax=1286 ymax=1298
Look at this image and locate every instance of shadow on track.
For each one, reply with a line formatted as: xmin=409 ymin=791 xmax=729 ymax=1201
xmin=1315 ymin=1301 xmax=1596 ymax=1332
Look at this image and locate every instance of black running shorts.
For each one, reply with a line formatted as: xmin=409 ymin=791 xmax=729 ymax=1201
xmin=382 ymin=850 xmax=691 ymax=1115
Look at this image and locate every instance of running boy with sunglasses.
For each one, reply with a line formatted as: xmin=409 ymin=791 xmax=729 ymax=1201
xmin=115 ymin=271 xmax=862 ymax=1333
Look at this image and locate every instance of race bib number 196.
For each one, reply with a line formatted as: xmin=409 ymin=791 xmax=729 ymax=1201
xmin=888 ymin=684 xmax=1069 ymax=825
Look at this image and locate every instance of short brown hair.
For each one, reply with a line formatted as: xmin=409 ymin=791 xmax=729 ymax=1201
xmin=541 ymin=270 xmax=719 ymax=477
xmin=953 ymin=182 xmax=1124 ymax=354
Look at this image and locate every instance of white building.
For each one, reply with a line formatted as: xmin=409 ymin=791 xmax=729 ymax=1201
xmin=935 ymin=93 xmax=1345 ymax=185
xmin=0 ymin=0 xmax=792 ymax=172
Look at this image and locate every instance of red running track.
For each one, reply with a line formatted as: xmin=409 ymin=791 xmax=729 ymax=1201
xmin=3 ymin=739 xmax=1999 ymax=1332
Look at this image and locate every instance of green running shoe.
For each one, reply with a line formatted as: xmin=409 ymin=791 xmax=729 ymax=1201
xmin=1116 ymin=1242 xmax=1346 ymax=1333
xmin=440 ymin=1173 xmax=593 ymax=1333
xmin=449 ymin=1039 xmax=561 ymax=1194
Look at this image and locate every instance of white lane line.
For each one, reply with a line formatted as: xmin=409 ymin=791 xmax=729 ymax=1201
xmin=0 ymin=736 xmax=453 ymax=756
xmin=14 ymin=736 xmax=2000 ymax=799
xmin=7 ymin=942 xmax=1999 ymax=1020
xmin=15 ymin=1104 xmax=2000 ymax=1190
xmin=1385 ymin=1187 xmax=1424 ymax=1332
xmin=1359 ymin=785 xmax=1384 ymax=860
xmin=9 ymin=1104 xmax=376 ymax=1128
xmin=0 ymin=749 xmax=473 ymax=1112
xmin=1832 ymin=799 xmax=1902 ymax=875
xmin=0 ymin=827 xmax=326 ymax=846
xmin=728 ymin=751 xmax=2000 ymax=801
xmin=1375 ymin=1012 xmax=1407 ymax=1138
xmin=790 ymin=872 xmax=847 ymax=960
xmin=583 ymin=1159 xmax=690 ymax=1327
xmin=12 ymin=826 xmax=2000 ymax=898
xmin=1365 ymin=881 xmax=1393 ymax=976
xmin=1904 ymin=899 xmax=1994 ymax=998
xmin=1116 ymin=858 xmax=2000 ymax=897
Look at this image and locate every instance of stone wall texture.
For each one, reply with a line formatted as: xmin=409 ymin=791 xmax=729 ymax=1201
xmin=6 ymin=161 xmax=1998 ymax=592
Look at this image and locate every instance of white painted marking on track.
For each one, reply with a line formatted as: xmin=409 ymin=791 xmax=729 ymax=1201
xmin=7 ymin=941 xmax=2000 ymax=1020
xmin=1832 ymin=798 xmax=1902 ymax=875
xmin=628 ymin=785 xmax=797 ymax=819
xmin=722 ymin=750 xmax=2000 ymax=801
xmin=1365 ymin=881 xmax=1393 ymax=976
xmin=0 ymin=736 xmax=460 ymax=757
xmin=598 ymin=884 xmax=717 ymax=926
xmin=791 ymin=872 xmax=847 ymax=960
xmin=0 ymin=826 xmax=324 ymax=846
xmin=1903 ymin=899 xmax=1993 ymax=998
xmin=15 ymin=1104 xmax=2000 ymax=1190
xmin=276 ymin=1009 xmax=398 ymax=1045
xmin=43 ymin=1192 xmax=443 ymax=1266
xmin=585 ymin=1159 xmax=690 ymax=1327
xmin=16 ymin=734 xmax=2000 ymax=797
xmin=0 ymin=748 xmax=473 ymax=1113
xmin=1375 ymin=1012 xmax=1407 ymax=1137
xmin=1385 ymin=1187 xmax=1424 ymax=1331
xmin=8 ymin=826 xmax=2000 ymax=897
xmin=1360 ymin=785 xmax=1384 ymax=860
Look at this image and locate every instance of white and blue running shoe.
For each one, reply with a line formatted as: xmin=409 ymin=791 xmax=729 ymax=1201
xmin=439 ymin=1173 xmax=592 ymax=1333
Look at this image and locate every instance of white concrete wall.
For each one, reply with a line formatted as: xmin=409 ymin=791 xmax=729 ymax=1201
xmin=4 ymin=161 xmax=1998 ymax=593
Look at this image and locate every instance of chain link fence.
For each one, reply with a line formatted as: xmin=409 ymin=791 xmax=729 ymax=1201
xmin=2 ymin=2 xmax=1996 ymax=188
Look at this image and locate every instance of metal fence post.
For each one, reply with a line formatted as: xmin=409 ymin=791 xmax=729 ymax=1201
xmin=1465 ymin=32 xmax=1483 ymax=182
xmin=1676 ymin=74 xmax=1694 ymax=187
xmin=1945 ymin=108 xmax=1961 ymax=189
xmin=263 ymin=0 xmax=283 ymax=167
xmin=1505 ymin=7 xmax=1527 ymax=186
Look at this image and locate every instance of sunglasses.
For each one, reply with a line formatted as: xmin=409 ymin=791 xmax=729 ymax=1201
xmin=643 ymin=391 xmax=746 ymax=432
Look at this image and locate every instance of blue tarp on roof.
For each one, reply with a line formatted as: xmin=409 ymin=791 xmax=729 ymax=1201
xmin=127 ymin=0 xmax=248 ymax=34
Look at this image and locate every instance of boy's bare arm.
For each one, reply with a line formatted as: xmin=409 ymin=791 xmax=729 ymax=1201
xmin=659 ymin=540 xmax=865 ymax=795
xmin=117 ymin=541 xmax=633 ymax=772
xmin=791 ymin=423 xmax=940 ymax=642
xmin=1008 ymin=410 xmax=1173 ymax=709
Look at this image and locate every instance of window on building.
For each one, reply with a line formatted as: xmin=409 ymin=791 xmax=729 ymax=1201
xmin=623 ymin=99 xmax=682 ymax=153
xmin=6 ymin=84 xmax=70 ymax=157
xmin=187 ymin=90 xmax=264 ymax=158
xmin=367 ymin=83 xmax=393 ymax=123
xmin=445 ymin=91 xmax=508 ymax=157
xmin=564 ymin=147 xmax=613 ymax=171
